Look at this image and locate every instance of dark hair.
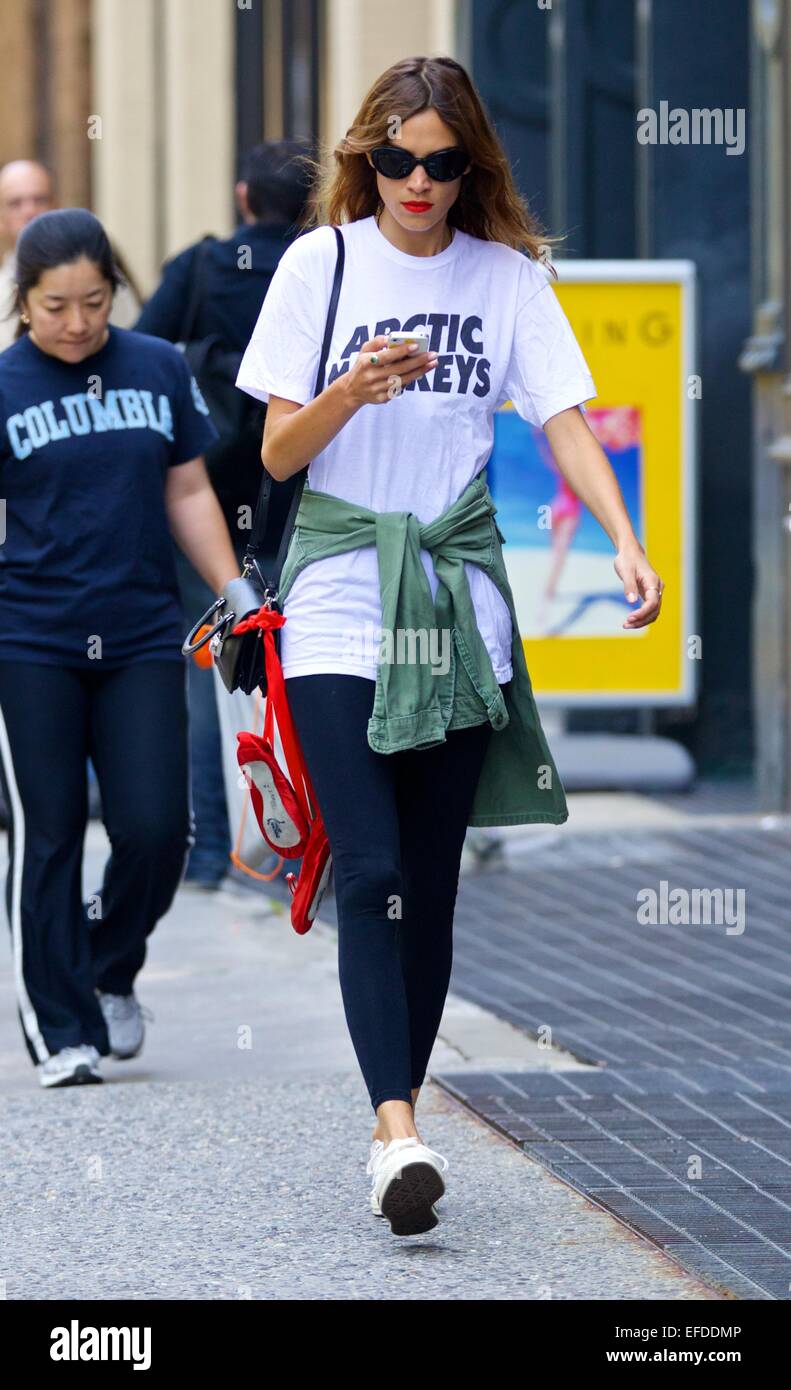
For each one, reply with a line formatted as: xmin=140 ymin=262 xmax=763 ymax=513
xmin=13 ymin=207 xmax=125 ymax=334
xmin=237 ymin=139 xmax=314 ymax=227
xmin=303 ymin=55 xmax=560 ymax=265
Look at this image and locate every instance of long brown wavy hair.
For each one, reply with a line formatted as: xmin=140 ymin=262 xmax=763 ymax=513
xmin=297 ymin=56 xmax=563 ymax=275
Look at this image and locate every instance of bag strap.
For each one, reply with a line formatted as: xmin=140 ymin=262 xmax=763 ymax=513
xmin=262 ymin=626 xmax=318 ymax=821
xmin=179 ymin=234 xmax=218 ymax=346
xmin=243 ymin=225 xmax=346 ymax=587
xmin=231 ymin=606 xmax=320 ymax=821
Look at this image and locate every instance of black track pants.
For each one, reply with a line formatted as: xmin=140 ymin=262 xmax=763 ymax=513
xmin=0 ymin=660 xmax=192 ymax=1065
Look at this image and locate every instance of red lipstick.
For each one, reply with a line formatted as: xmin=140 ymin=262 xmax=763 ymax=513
xmin=402 ymin=201 xmax=432 ymax=213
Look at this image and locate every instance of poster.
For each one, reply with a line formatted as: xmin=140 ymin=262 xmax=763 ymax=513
xmin=489 ymin=261 xmax=697 ymax=706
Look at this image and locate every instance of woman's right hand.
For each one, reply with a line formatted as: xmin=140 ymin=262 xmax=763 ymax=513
xmin=262 ymin=336 xmax=440 ymax=480
xmin=345 ymin=334 xmax=439 ymax=406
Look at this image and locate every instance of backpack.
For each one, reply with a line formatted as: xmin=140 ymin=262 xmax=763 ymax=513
xmin=178 ymin=235 xmax=269 ymax=541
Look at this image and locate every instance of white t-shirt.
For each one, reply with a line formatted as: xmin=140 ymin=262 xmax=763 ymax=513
xmin=236 ymin=215 xmax=596 ymax=682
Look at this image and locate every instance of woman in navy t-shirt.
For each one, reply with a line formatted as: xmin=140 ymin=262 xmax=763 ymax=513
xmin=0 ymin=208 xmax=240 ymax=1088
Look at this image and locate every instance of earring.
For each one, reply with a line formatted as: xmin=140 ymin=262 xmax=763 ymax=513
xmin=20 ymin=312 xmax=29 ymax=324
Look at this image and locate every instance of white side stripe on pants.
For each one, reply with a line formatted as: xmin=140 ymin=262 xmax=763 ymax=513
xmin=0 ymin=702 xmax=50 ymax=1061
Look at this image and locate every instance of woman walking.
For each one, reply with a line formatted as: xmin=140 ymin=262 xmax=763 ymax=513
xmin=236 ymin=56 xmax=664 ymax=1236
xmin=0 ymin=209 xmax=239 ymax=1087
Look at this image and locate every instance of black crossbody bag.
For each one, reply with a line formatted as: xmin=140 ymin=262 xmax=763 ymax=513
xmin=182 ymin=225 xmax=346 ymax=695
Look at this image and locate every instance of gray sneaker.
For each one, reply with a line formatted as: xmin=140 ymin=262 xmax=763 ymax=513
xmin=39 ymin=1045 xmax=103 ymax=1088
xmin=96 ymin=990 xmax=151 ymax=1059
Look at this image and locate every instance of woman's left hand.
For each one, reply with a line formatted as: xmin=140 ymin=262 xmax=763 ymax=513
xmin=614 ymin=539 xmax=664 ymax=629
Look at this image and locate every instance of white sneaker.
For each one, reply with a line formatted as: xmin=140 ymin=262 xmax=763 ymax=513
xmin=38 ymin=1045 xmax=103 ymax=1088
xmin=367 ymin=1141 xmax=387 ymax=1217
xmin=95 ymin=990 xmax=151 ymax=1059
xmin=366 ymin=1137 xmax=449 ymax=1236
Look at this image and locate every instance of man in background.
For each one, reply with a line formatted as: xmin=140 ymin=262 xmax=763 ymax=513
xmin=135 ymin=139 xmax=312 ymax=889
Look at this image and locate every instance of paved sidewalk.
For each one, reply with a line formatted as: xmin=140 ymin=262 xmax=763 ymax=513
xmin=437 ymin=784 xmax=791 ymax=1300
xmin=0 ymin=822 xmax=722 ymax=1300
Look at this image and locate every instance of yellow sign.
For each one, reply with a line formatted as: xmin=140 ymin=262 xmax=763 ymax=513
xmin=491 ymin=261 xmax=697 ymax=706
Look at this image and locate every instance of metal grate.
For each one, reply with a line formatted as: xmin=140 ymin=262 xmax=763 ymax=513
xmin=435 ymin=822 xmax=791 ymax=1299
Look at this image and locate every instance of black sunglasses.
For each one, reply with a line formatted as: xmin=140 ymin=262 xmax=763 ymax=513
xmin=369 ymin=145 xmax=470 ymax=183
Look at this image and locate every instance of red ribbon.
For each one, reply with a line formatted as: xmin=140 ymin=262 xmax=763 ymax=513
xmin=229 ymin=604 xmax=319 ymax=827
xmin=230 ymin=606 xmax=286 ymax=638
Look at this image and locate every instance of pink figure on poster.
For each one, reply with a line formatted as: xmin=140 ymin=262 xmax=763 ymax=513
xmin=534 ymin=407 xmax=640 ymax=632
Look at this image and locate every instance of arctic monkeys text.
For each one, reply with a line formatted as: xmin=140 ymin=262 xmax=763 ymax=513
xmin=327 ymin=315 xmax=491 ymax=397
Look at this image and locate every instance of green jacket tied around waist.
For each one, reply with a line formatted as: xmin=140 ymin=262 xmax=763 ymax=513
xmin=277 ymin=470 xmax=569 ymax=828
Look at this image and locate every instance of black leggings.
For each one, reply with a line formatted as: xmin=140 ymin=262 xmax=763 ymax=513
xmin=285 ymin=673 xmax=494 ymax=1114
xmin=0 ymin=659 xmax=191 ymax=1064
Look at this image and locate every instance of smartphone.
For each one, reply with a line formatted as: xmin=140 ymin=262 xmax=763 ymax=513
xmin=385 ymin=330 xmax=430 ymax=355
